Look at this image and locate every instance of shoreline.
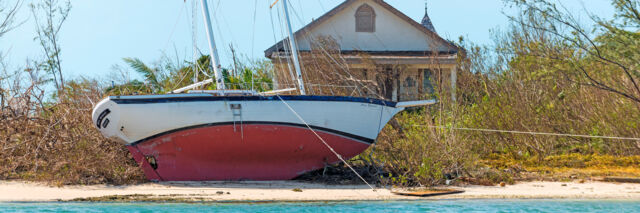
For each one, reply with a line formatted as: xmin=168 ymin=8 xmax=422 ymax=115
xmin=0 ymin=181 xmax=638 ymax=202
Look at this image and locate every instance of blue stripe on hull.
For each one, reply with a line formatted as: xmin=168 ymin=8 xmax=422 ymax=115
xmin=110 ymin=95 xmax=397 ymax=107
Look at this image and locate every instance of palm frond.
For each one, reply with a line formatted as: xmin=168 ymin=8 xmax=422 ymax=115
xmin=123 ymin=57 xmax=160 ymax=91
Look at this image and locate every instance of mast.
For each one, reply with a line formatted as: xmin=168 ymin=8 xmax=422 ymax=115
xmin=200 ymin=0 xmax=226 ymax=90
xmin=281 ymin=0 xmax=306 ymax=95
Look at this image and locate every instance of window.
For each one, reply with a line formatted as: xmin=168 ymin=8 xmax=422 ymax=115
xmin=404 ymin=76 xmax=415 ymax=87
xmin=355 ymin=4 xmax=375 ymax=32
xmin=361 ymin=69 xmax=368 ymax=80
xmin=422 ymin=69 xmax=435 ymax=94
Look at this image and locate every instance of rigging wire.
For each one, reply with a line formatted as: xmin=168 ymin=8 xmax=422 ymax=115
xmin=268 ymin=8 xmax=283 ymax=89
xmin=250 ymin=0 xmax=259 ymax=59
xmin=170 ymin=0 xmax=214 ymax=92
xmin=191 ymin=0 xmax=200 ymax=86
xmin=169 ymin=1 xmax=203 ymax=92
xmin=316 ymin=0 xmax=341 ymax=36
xmin=209 ymin=0 xmax=231 ymax=67
xmin=161 ymin=2 xmax=187 ymax=56
xmin=419 ymin=125 xmax=640 ymax=141
xmin=164 ymin=1 xmax=379 ymax=191
xmin=218 ymin=82 xmax=357 ymax=89
xmin=284 ymin=0 xmax=311 ymax=93
xmin=274 ymin=5 xmax=297 ymax=88
xmin=217 ymin=0 xmax=239 ymax=67
xmin=295 ymin=0 xmax=305 ymax=21
xmin=183 ymin=0 xmax=213 ymax=92
xmin=275 ymin=94 xmax=376 ymax=191
xmin=277 ymin=4 xmax=295 ymax=84
xmin=162 ymin=1 xmax=192 ymax=92
xmin=285 ymin=1 xmax=377 ymax=98
xmin=270 ymin=6 xmax=296 ymax=89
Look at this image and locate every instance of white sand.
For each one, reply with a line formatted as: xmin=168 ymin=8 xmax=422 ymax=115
xmin=445 ymin=181 xmax=640 ymax=199
xmin=0 ymin=180 xmax=638 ymax=202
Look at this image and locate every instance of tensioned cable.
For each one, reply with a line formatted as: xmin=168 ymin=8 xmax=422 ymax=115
xmin=191 ymin=0 xmax=199 ymax=86
xmin=274 ymin=5 xmax=297 ymax=88
xmin=284 ymin=0 xmax=312 ymax=92
xmin=209 ymin=0 xmax=231 ymax=65
xmin=221 ymin=82 xmax=358 ymax=88
xmin=419 ymin=125 xmax=640 ymax=141
xmin=268 ymin=7 xmax=288 ymax=89
xmin=270 ymin=7 xmax=303 ymax=91
xmin=285 ymin=4 xmax=377 ymax=98
xmin=165 ymin=1 xmax=192 ymax=92
xmin=250 ymin=0 xmax=259 ymax=59
xmin=161 ymin=2 xmax=187 ymax=55
xmin=268 ymin=8 xmax=283 ymax=87
xmin=275 ymin=94 xmax=376 ymax=191
xmin=170 ymin=0 xmax=211 ymax=92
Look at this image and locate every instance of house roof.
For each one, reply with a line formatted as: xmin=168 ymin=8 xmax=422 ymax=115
xmin=264 ymin=0 xmax=460 ymax=58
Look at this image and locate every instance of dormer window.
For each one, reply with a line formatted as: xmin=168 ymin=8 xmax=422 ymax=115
xmin=355 ymin=4 xmax=375 ymax=32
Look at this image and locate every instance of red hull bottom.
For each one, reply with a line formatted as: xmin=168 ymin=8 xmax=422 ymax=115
xmin=127 ymin=124 xmax=371 ymax=181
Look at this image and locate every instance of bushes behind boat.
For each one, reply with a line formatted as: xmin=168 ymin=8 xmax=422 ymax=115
xmin=0 ymin=80 xmax=145 ymax=185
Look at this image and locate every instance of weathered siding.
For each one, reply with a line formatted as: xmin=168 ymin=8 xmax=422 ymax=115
xmin=268 ymin=0 xmax=459 ymax=102
xmin=294 ymin=0 xmax=451 ymax=53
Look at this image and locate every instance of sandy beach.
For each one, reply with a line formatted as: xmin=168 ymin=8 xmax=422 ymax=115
xmin=0 ymin=180 xmax=638 ymax=202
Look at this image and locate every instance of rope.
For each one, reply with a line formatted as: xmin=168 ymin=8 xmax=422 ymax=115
xmin=275 ymin=95 xmax=376 ymax=191
xmin=161 ymin=2 xmax=187 ymax=55
xmin=284 ymin=3 xmax=378 ymax=98
xmin=275 ymin=4 xmax=297 ymax=89
xmin=250 ymin=0 xmax=258 ymax=59
xmin=270 ymin=0 xmax=280 ymax=9
xmin=209 ymin=0 xmax=231 ymax=64
xmin=200 ymin=82 xmax=358 ymax=89
xmin=418 ymin=125 xmax=640 ymax=141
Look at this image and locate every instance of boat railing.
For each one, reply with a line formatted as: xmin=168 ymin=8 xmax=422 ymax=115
xmin=188 ymin=90 xmax=258 ymax=96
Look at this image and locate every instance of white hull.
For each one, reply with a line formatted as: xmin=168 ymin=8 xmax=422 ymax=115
xmin=92 ymin=94 xmax=406 ymax=145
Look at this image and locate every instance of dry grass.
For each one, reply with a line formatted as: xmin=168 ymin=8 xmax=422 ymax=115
xmin=481 ymin=153 xmax=640 ymax=181
xmin=0 ymin=79 xmax=145 ymax=185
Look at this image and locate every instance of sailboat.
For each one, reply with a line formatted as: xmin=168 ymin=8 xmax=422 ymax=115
xmin=92 ymin=0 xmax=435 ymax=181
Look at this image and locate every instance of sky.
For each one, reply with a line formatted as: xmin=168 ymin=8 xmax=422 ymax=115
xmin=0 ymin=0 xmax=616 ymax=81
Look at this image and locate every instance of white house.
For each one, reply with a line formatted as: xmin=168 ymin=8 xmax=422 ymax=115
xmin=265 ymin=0 xmax=460 ymax=101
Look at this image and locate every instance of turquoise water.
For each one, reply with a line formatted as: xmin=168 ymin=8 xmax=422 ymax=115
xmin=1 ymin=200 xmax=639 ymax=212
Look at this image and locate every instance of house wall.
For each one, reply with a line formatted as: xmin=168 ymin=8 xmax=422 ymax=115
xmin=347 ymin=63 xmax=454 ymax=101
xmin=273 ymin=58 xmax=455 ymax=102
xmin=269 ymin=0 xmax=460 ymax=102
xmin=294 ymin=0 xmax=453 ymax=53
xmin=398 ymin=66 xmax=451 ymax=102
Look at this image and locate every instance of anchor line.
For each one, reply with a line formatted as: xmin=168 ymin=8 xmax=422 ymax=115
xmin=418 ymin=125 xmax=640 ymax=141
xmin=275 ymin=95 xmax=376 ymax=191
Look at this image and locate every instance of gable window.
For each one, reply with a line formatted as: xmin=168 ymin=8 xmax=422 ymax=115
xmin=355 ymin=4 xmax=375 ymax=32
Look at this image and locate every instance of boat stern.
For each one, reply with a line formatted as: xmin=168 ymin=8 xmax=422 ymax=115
xmin=376 ymin=99 xmax=437 ymax=134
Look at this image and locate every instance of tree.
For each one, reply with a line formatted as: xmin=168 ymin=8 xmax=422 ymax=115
xmin=31 ymin=0 xmax=71 ymax=93
xmin=123 ymin=57 xmax=165 ymax=93
xmin=0 ymin=0 xmax=23 ymax=111
xmin=116 ymin=55 xmax=274 ymax=95
xmin=0 ymin=0 xmax=22 ymax=38
xmin=504 ymin=0 xmax=640 ymax=104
